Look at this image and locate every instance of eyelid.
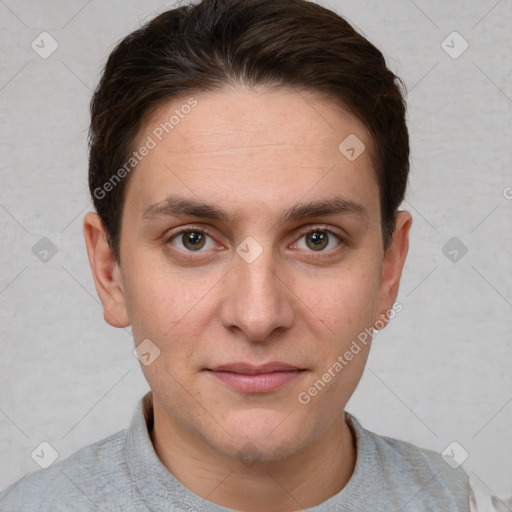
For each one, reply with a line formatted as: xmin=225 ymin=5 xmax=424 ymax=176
xmin=164 ymin=224 xmax=218 ymax=246
xmin=290 ymin=224 xmax=345 ymax=258
xmin=294 ymin=223 xmax=344 ymax=240
xmin=164 ymin=223 xmax=345 ymax=255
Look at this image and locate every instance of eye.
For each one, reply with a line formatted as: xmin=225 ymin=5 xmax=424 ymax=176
xmin=164 ymin=225 xmax=344 ymax=258
xmin=166 ymin=228 xmax=217 ymax=252
xmin=292 ymin=227 xmax=342 ymax=253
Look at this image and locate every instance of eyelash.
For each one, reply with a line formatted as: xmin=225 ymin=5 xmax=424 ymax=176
xmin=164 ymin=224 xmax=344 ymax=260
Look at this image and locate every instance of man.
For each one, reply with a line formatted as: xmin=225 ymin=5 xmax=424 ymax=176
xmin=0 ymin=0 xmax=506 ymax=510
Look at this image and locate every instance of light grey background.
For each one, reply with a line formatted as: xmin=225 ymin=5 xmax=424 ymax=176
xmin=1 ymin=0 xmax=511 ymax=499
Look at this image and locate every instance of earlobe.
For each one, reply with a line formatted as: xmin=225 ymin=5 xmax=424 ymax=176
xmin=375 ymin=211 xmax=412 ymax=328
xmin=83 ymin=212 xmax=130 ymax=328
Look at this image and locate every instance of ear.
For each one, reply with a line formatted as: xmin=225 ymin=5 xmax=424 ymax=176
xmin=83 ymin=212 xmax=130 ymax=328
xmin=375 ymin=211 xmax=412 ymax=328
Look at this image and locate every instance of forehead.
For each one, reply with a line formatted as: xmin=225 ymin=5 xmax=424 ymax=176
xmin=126 ymin=86 xmax=379 ymax=223
xmin=142 ymin=86 xmax=370 ymax=155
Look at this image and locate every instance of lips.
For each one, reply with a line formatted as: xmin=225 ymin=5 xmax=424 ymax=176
xmin=209 ymin=362 xmax=302 ymax=374
xmin=205 ymin=362 xmax=305 ymax=393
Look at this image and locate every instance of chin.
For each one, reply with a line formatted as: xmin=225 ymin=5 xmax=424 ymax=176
xmin=205 ymin=409 xmax=314 ymax=463
xmin=215 ymin=433 xmax=305 ymax=465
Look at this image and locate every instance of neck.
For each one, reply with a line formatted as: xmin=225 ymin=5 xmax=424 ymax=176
xmin=148 ymin=397 xmax=356 ymax=511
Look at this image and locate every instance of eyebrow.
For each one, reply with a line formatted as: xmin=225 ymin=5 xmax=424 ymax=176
xmin=142 ymin=195 xmax=368 ymax=223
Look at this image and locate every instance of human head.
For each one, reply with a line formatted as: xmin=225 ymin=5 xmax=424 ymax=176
xmin=88 ymin=0 xmax=409 ymax=264
xmin=83 ymin=0 xmax=412 ymax=494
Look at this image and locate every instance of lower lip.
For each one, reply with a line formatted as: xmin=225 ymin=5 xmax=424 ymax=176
xmin=207 ymin=370 xmax=304 ymax=393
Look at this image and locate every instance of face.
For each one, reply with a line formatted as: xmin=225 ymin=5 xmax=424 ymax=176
xmin=85 ymin=86 xmax=411 ymax=463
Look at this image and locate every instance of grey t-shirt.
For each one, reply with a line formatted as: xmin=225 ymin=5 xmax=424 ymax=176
xmin=0 ymin=392 xmax=475 ymax=511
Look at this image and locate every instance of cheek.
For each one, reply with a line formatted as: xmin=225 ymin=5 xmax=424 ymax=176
xmin=294 ymin=265 xmax=380 ymax=414
xmin=124 ymin=268 xmax=213 ymax=391
xmin=296 ymin=259 xmax=381 ymax=342
xmin=121 ymin=239 xmax=213 ymax=331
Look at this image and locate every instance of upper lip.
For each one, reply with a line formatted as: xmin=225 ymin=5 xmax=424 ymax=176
xmin=207 ymin=362 xmax=303 ymax=374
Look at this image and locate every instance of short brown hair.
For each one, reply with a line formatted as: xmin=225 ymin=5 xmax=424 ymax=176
xmin=88 ymin=0 xmax=409 ymax=262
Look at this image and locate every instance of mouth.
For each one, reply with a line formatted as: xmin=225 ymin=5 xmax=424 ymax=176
xmin=204 ymin=362 xmax=306 ymax=393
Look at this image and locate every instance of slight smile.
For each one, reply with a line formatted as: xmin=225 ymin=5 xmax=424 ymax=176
xmin=205 ymin=362 xmax=307 ymax=393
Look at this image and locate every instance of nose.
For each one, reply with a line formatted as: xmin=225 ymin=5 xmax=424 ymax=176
xmin=219 ymin=239 xmax=295 ymax=343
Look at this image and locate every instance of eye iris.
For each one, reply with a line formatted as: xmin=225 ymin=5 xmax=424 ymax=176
xmin=306 ymin=231 xmax=328 ymax=251
xmin=177 ymin=231 xmax=332 ymax=252
xmin=183 ymin=231 xmax=205 ymax=250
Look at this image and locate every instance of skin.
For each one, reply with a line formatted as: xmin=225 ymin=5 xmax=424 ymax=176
xmin=84 ymin=86 xmax=412 ymax=511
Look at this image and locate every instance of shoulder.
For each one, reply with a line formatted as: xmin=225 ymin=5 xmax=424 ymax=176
xmin=0 ymin=429 xmax=130 ymax=512
xmin=374 ymin=430 xmax=468 ymax=485
xmin=346 ymin=413 xmax=471 ymax=510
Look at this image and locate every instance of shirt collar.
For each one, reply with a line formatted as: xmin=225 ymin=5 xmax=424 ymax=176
xmin=125 ymin=391 xmax=378 ymax=511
